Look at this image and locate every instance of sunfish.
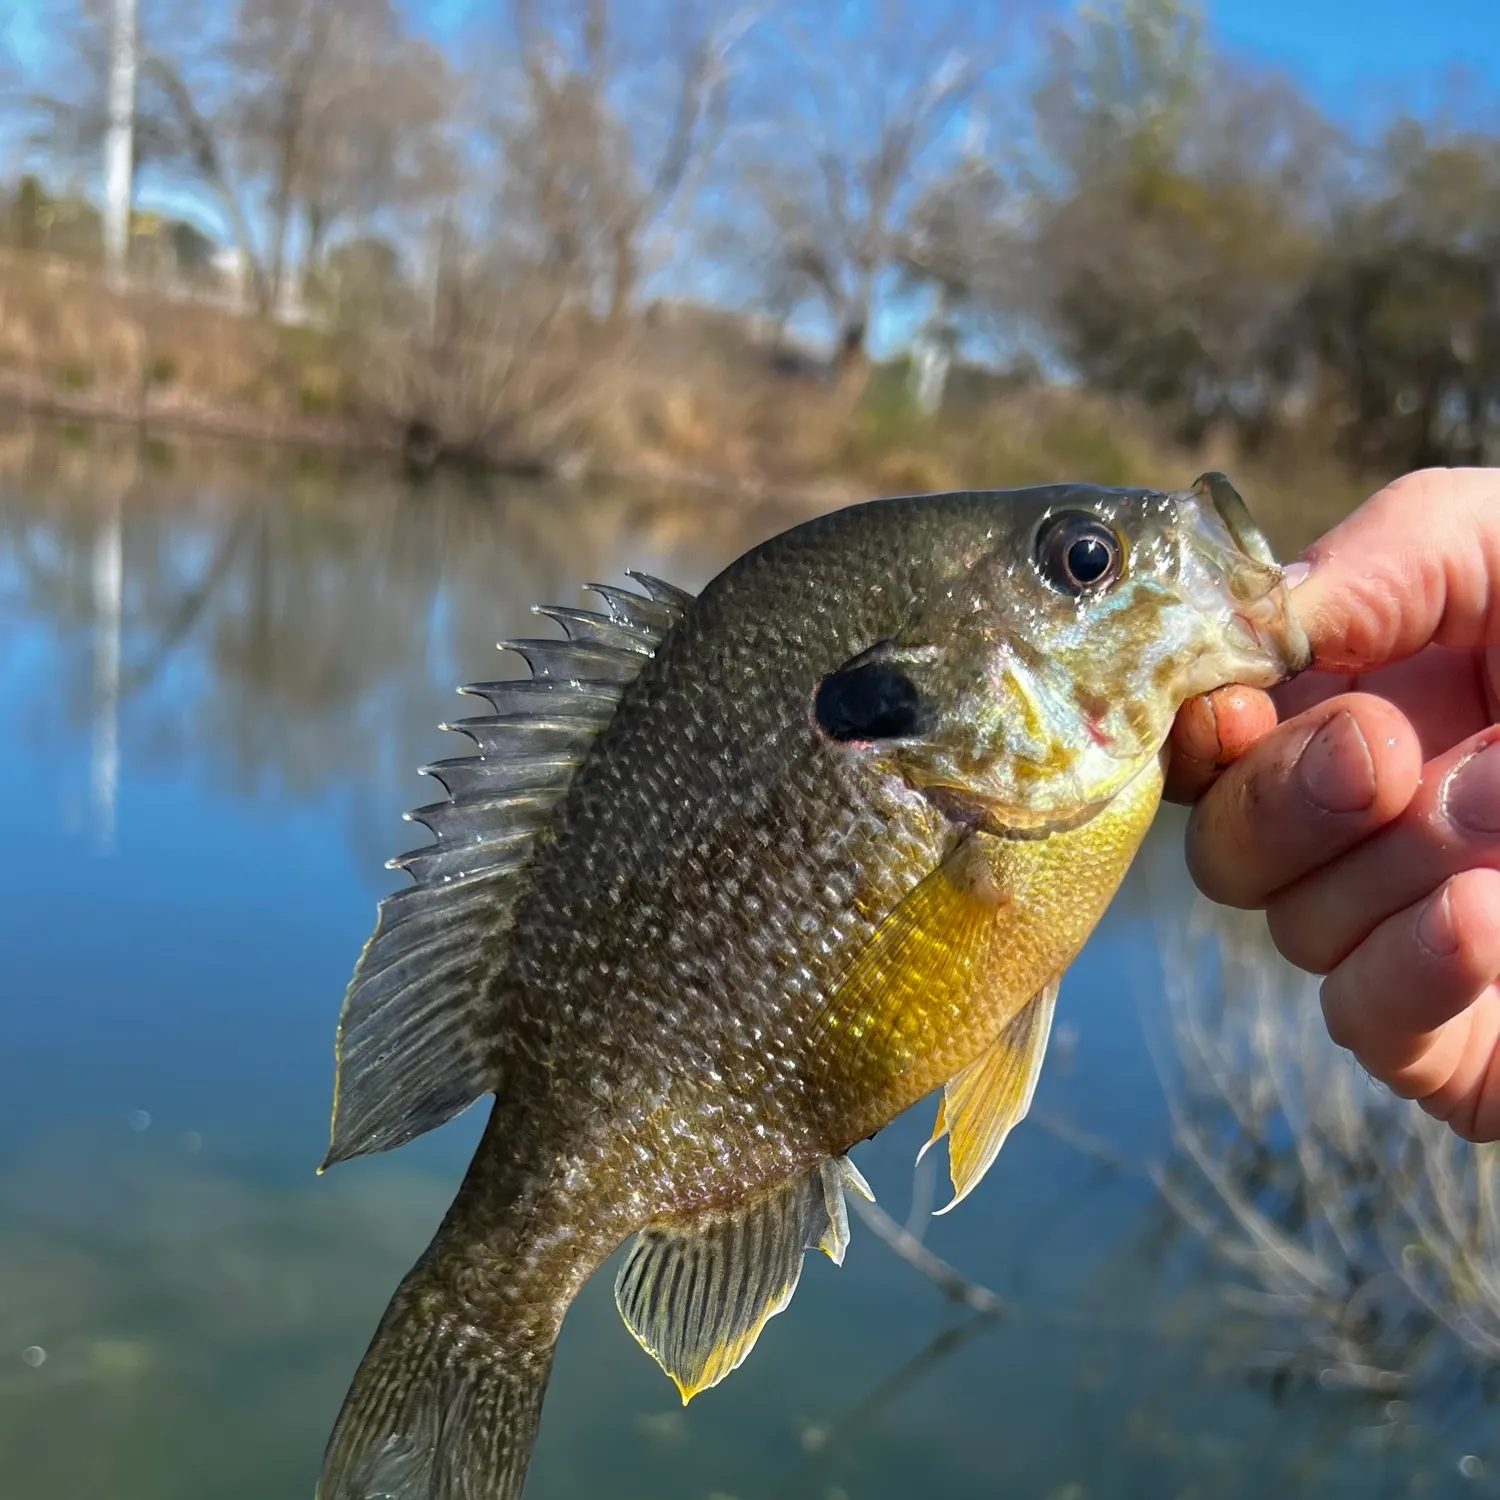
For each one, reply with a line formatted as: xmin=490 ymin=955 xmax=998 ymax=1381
xmin=317 ymin=473 xmax=1309 ymax=1499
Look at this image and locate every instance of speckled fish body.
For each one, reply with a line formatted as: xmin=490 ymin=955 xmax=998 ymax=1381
xmin=316 ymin=473 xmax=1309 ymax=1500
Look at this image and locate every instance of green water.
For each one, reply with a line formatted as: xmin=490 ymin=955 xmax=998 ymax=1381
xmin=0 ymin=419 xmax=1493 ymax=1499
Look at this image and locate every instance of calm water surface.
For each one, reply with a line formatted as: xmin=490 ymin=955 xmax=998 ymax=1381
xmin=0 ymin=421 xmax=1493 ymax=1500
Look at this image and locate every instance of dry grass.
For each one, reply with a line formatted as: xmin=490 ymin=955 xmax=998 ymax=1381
xmin=0 ymin=250 xmax=360 ymax=432
xmin=0 ymin=248 xmax=1378 ymax=542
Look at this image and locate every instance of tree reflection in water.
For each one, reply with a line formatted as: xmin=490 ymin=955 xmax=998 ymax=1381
xmin=1145 ymin=847 xmax=1498 ymax=1458
xmin=0 ymin=417 xmax=806 ymax=868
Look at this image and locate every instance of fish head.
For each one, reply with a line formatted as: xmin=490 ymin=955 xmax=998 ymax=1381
xmin=815 ymin=472 xmax=1310 ymax=834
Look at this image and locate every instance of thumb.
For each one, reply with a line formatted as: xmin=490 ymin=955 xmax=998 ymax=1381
xmin=1289 ymin=468 xmax=1500 ymax=675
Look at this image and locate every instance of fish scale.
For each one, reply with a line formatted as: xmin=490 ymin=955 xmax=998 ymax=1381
xmin=316 ymin=476 xmax=1310 ymax=1500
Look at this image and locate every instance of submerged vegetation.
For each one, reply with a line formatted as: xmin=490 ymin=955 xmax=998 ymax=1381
xmin=1151 ymin=872 xmax=1500 ymax=1406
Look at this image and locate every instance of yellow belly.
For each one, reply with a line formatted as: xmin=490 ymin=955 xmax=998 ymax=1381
xmin=818 ymin=754 xmax=1165 ymax=1141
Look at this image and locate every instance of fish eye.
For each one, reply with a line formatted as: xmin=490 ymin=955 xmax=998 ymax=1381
xmin=1033 ymin=512 xmax=1124 ymax=597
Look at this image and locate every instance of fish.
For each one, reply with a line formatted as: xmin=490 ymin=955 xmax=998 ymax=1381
xmin=315 ymin=471 xmax=1309 ymax=1500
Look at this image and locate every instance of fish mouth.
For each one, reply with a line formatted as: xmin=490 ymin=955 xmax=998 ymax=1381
xmin=1195 ymin=470 xmax=1278 ymax=567
xmin=1224 ymin=600 xmax=1311 ymax=679
xmin=1190 ymin=472 xmax=1312 ymax=680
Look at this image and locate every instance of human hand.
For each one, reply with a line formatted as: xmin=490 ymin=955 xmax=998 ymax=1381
xmin=1166 ymin=468 xmax=1500 ymax=1141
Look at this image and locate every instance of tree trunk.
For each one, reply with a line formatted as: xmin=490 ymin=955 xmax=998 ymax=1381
xmin=833 ymin=313 xmax=871 ymax=393
xmin=103 ymin=0 xmax=139 ymax=289
xmin=267 ymin=163 xmax=296 ymax=316
xmin=302 ymin=204 xmax=329 ymax=305
xmin=607 ymin=221 xmax=637 ymax=325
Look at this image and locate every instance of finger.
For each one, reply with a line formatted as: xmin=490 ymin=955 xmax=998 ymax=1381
xmin=1164 ymin=685 xmax=1278 ymax=804
xmin=1349 ymin=648 xmax=1495 ymax=757
xmin=1184 ymin=694 xmax=1421 ymax=909
xmin=1270 ymin=669 xmax=1356 ymax=721
xmin=1290 ymin=468 xmax=1500 ymax=672
xmin=1319 ymin=869 xmax=1500 ymax=1094
xmin=1417 ymin=992 xmax=1500 ymax=1143
xmin=1267 ymin=728 xmax=1500 ymax=974
xmin=1272 ymin=648 xmax=1490 ymax=760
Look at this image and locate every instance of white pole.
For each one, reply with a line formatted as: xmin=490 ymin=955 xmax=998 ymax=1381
xmin=91 ymin=495 xmax=124 ymax=849
xmin=103 ymin=0 xmax=139 ymax=290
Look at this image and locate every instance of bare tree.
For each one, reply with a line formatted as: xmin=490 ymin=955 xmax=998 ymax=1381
xmin=725 ymin=0 xmax=1016 ymax=381
xmin=227 ymin=0 xmax=459 ymax=310
xmin=295 ymin=38 xmax=458 ymax=287
xmin=138 ymin=43 xmax=267 ymax=301
xmin=23 ymin=0 xmax=197 ymax=209
xmin=29 ymin=0 xmax=460 ymax=312
xmin=489 ymin=0 xmax=745 ymax=323
xmin=23 ymin=0 xmax=268 ymax=296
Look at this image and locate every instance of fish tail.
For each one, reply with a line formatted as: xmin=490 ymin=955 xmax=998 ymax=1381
xmin=317 ymin=1250 xmax=556 ymax=1500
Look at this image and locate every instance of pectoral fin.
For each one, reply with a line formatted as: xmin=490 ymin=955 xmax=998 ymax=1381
xmin=815 ymin=834 xmax=1013 ymax=1078
xmin=922 ymin=976 xmax=1060 ymax=1214
xmin=614 ymin=1156 xmax=871 ymax=1403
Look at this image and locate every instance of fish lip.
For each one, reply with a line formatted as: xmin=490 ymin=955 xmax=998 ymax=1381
xmin=1190 ymin=472 xmax=1312 ymax=679
xmin=1229 ymin=594 xmax=1312 ymax=679
xmin=1193 ymin=471 xmax=1277 ymax=567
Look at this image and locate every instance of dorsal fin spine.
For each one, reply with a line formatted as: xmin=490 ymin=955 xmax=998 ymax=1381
xmin=324 ymin=576 xmax=692 ymax=1169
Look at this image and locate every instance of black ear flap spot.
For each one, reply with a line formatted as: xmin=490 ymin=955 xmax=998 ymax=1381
xmin=814 ymin=660 xmax=932 ymax=743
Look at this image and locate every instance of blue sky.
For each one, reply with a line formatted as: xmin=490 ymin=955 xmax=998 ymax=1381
xmin=5 ymin=0 xmax=1498 ymax=121
xmin=1210 ymin=0 xmax=1500 ymax=122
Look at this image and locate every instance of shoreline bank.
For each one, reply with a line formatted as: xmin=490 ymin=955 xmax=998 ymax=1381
xmin=0 ymin=370 xmax=868 ymax=512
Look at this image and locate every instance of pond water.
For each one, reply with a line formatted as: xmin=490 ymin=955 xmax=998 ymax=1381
xmin=0 ymin=419 xmax=1494 ymax=1500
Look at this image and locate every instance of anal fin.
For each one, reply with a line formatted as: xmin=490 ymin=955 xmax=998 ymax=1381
xmin=615 ymin=1156 xmax=872 ymax=1403
xmin=921 ymin=977 xmax=1060 ymax=1214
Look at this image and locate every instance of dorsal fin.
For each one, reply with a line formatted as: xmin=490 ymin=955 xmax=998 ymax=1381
xmin=322 ymin=577 xmax=693 ymax=1171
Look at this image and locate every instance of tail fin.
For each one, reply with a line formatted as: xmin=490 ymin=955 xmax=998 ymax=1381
xmin=318 ymin=1261 xmax=555 ymax=1500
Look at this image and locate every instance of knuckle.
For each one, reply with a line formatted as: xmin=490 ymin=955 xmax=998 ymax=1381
xmin=1318 ymin=980 xmax=1361 ymax=1053
xmin=1186 ymin=779 xmax=1267 ymax=906
xmin=1266 ymin=900 xmax=1335 ymax=976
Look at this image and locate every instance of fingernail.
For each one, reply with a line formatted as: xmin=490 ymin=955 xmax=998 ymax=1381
xmin=1281 ymin=561 xmax=1312 ymax=590
xmin=1415 ymin=883 xmax=1458 ymax=958
xmin=1297 ymin=710 xmax=1376 ymax=814
xmin=1445 ymin=737 xmax=1500 ymax=834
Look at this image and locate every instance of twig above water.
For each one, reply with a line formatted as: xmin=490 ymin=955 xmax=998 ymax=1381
xmin=1146 ymin=886 xmax=1500 ymax=1393
xmin=848 ymin=1192 xmax=1006 ymax=1316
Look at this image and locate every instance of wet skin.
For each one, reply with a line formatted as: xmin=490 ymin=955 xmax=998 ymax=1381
xmin=1165 ymin=468 xmax=1500 ymax=1143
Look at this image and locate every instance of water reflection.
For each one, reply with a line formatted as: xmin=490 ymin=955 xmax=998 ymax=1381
xmin=1 ymin=416 xmax=1495 ymax=1499
xmin=1149 ymin=872 xmax=1500 ymax=1423
xmin=0 ymin=419 xmax=808 ymax=867
xmin=89 ymin=487 xmax=122 ymax=848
